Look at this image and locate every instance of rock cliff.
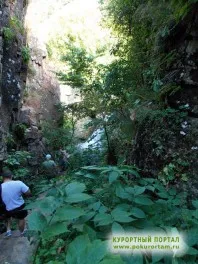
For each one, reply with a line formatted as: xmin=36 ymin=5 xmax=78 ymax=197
xmin=130 ymin=4 xmax=198 ymax=197
xmin=0 ymin=0 xmax=61 ymax=168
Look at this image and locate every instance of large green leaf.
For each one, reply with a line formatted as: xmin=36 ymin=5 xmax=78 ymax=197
xmin=109 ymin=171 xmax=120 ymax=183
xmin=192 ymin=200 xmax=198 ymax=209
xmin=172 ymin=198 xmax=182 ymax=206
xmin=192 ymin=209 xmax=198 ymax=219
xmin=168 ymin=187 xmax=176 ymax=196
xmin=186 ymin=247 xmax=198 ymax=255
xmin=156 ymin=199 xmax=168 ymax=205
xmin=133 ymin=186 xmax=146 ymax=196
xmin=88 ymin=201 xmax=101 ymax=211
xmin=26 ymin=195 xmax=60 ymax=212
xmin=81 ymin=166 xmax=105 ymax=171
xmin=97 ymin=219 xmax=113 ymax=226
xmin=75 ymin=170 xmax=96 ymax=179
xmin=94 ymin=213 xmax=111 ymax=222
xmin=111 ymin=209 xmax=135 ymax=223
xmin=66 ymin=193 xmax=92 ymax=203
xmin=153 ymin=183 xmax=166 ymax=192
xmin=83 ymin=225 xmax=97 ymax=241
xmin=75 ymin=171 xmax=85 ymax=176
xmin=85 ymin=173 xmax=96 ymax=179
xmin=157 ymin=192 xmax=169 ymax=199
xmin=94 ymin=213 xmax=113 ymax=226
xmin=42 ymin=222 xmax=69 ymax=240
xmin=28 ymin=211 xmax=47 ymax=232
xmin=53 ymin=205 xmax=85 ymax=222
xmin=66 ymin=235 xmax=108 ymax=264
xmin=132 ymin=219 xmax=153 ymax=229
xmin=125 ymin=187 xmax=135 ymax=194
xmin=146 ymin=185 xmax=155 ymax=192
xmin=112 ymin=222 xmax=125 ymax=234
xmin=72 ymin=224 xmax=84 ymax=232
xmin=66 ymin=235 xmax=90 ymax=264
xmin=116 ymin=184 xmax=131 ymax=199
xmin=126 ymin=169 xmax=140 ymax=178
xmin=25 ymin=200 xmax=41 ymax=210
xmin=65 ymin=182 xmax=86 ymax=196
xmin=142 ymin=178 xmax=155 ymax=183
xmin=114 ymin=203 xmax=131 ymax=211
xmin=185 ymin=228 xmax=198 ymax=246
xmin=100 ymin=255 xmax=125 ymax=264
xmin=125 ymin=186 xmax=145 ymax=196
xmin=77 ymin=211 xmax=96 ymax=223
xmin=38 ymin=196 xmax=61 ymax=214
xmin=152 ymin=253 xmax=164 ymax=263
xmin=119 ymin=168 xmax=140 ymax=178
xmin=134 ymin=196 xmax=154 ymax=205
xmin=130 ymin=207 xmax=146 ymax=218
xmin=138 ymin=179 xmax=147 ymax=185
xmin=122 ymin=253 xmax=143 ymax=264
xmin=94 ymin=213 xmax=109 ymax=222
xmin=99 ymin=205 xmax=108 ymax=213
xmin=84 ymin=240 xmax=107 ymax=264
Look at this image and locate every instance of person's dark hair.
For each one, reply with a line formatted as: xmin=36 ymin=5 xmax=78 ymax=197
xmin=1 ymin=171 xmax=13 ymax=179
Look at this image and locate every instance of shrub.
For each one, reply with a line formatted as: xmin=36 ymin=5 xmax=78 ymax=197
xmin=3 ymin=151 xmax=31 ymax=180
xmin=27 ymin=166 xmax=198 ymax=263
xmin=4 ymin=151 xmax=31 ymax=168
xmin=42 ymin=121 xmax=72 ymax=151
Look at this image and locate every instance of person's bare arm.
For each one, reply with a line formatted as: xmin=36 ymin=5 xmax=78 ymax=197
xmin=24 ymin=189 xmax=32 ymax=197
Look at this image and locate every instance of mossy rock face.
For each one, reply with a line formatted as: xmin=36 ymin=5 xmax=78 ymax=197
xmin=128 ymin=111 xmax=198 ymax=197
xmin=127 ymin=5 xmax=198 ymax=198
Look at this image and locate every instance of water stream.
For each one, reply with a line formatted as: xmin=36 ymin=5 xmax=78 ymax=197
xmin=78 ymin=128 xmax=104 ymax=150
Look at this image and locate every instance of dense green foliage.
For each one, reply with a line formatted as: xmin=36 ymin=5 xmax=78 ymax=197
xmin=42 ymin=121 xmax=73 ymax=151
xmin=3 ymin=151 xmax=31 ymax=179
xmin=57 ymin=0 xmax=197 ymax=113
xmin=27 ymin=166 xmax=198 ymax=263
xmin=21 ymin=1 xmax=198 ymax=263
xmin=50 ymin=0 xmax=198 ymax=165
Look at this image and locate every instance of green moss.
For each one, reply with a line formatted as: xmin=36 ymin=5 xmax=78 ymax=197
xmin=21 ymin=46 xmax=31 ymax=64
xmin=9 ymin=16 xmax=24 ymax=35
xmin=3 ymin=27 xmax=15 ymax=43
xmin=3 ymin=16 xmax=25 ymax=45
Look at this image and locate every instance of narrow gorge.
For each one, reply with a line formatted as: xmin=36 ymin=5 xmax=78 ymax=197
xmin=0 ymin=1 xmax=198 ymax=264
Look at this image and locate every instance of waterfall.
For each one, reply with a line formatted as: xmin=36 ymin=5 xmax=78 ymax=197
xmin=78 ymin=128 xmax=104 ymax=150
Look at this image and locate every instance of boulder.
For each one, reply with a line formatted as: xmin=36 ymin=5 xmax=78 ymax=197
xmin=18 ymin=106 xmax=37 ymax=126
xmin=0 ymin=231 xmax=37 ymax=264
xmin=24 ymin=126 xmax=40 ymax=140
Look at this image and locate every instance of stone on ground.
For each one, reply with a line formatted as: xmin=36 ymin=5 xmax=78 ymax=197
xmin=0 ymin=231 xmax=36 ymax=264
